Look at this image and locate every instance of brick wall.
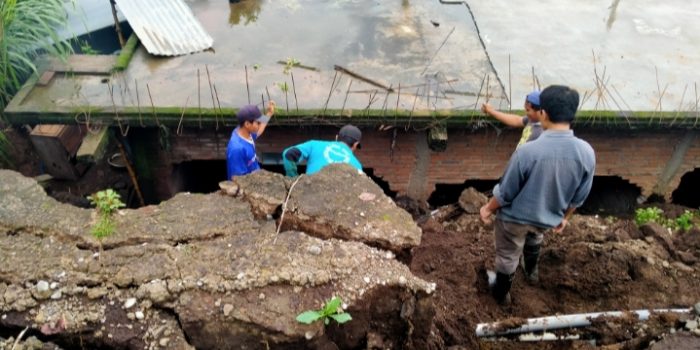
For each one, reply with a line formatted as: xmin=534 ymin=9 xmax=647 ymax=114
xmin=157 ymin=126 xmax=700 ymax=201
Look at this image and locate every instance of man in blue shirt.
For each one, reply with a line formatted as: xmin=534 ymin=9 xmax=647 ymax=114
xmin=479 ymin=85 xmax=596 ymax=305
xmin=226 ymin=101 xmax=275 ymax=179
xmin=282 ymin=124 xmax=363 ymax=177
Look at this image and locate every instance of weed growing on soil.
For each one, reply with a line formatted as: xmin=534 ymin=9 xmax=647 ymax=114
xmin=635 ymin=207 xmax=697 ymax=232
xmin=87 ymin=189 xmax=125 ymax=239
xmin=635 ymin=207 xmax=664 ymax=226
xmin=674 ymin=210 xmax=695 ymax=231
xmin=296 ymin=296 xmax=352 ymax=325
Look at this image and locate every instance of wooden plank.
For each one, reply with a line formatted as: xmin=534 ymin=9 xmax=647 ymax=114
xmin=43 ymin=55 xmax=117 ymax=75
xmin=29 ymin=129 xmax=79 ymax=180
xmin=31 ymin=124 xmax=83 ymax=155
xmin=37 ymin=71 xmax=56 ymax=86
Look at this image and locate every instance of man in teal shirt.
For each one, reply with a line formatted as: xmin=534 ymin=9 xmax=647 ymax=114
xmin=282 ymin=124 xmax=363 ymax=177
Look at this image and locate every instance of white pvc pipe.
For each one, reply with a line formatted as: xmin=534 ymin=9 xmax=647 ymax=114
xmin=476 ymin=308 xmax=691 ymax=338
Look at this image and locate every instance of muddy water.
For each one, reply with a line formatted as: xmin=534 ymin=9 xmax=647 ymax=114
xmin=21 ymin=0 xmax=505 ymax=114
xmin=469 ymin=0 xmax=700 ymax=111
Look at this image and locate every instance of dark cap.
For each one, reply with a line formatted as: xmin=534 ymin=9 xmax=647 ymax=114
xmin=236 ymin=105 xmax=270 ymax=124
xmin=338 ymin=124 xmax=362 ymax=149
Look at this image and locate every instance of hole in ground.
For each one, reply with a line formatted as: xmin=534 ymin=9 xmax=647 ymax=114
xmin=672 ymin=168 xmax=700 ymax=209
xmin=578 ymin=176 xmax=641 ymax=216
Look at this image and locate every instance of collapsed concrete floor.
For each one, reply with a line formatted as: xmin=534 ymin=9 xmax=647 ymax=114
xmin=1 ymin=165 xmax=700 ymax=349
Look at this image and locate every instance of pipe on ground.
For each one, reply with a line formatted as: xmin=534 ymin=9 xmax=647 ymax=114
xmin=476 ymin=308 xmax=691 ymax=338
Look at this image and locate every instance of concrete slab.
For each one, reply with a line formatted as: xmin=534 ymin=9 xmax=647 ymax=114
xmin=8 ymin=1 xmax=503 ymax=115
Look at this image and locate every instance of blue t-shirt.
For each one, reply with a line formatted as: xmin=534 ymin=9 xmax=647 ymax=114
xmin=226 ymin=127 xmax=259 ymax=179
xmin=282 ymin=140 xmax=363 ymax=176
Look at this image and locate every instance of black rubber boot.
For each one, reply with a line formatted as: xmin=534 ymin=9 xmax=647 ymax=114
xmin=522 ymin=244 xmax=541 ymax=283
xmin=492 ymin=272 xmax=514 ymax=305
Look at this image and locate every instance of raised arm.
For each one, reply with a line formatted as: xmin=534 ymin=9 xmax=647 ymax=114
xmin=257 ymin=101 xmax=276 ymax=137
xmin=482 ymin=103 xmax=525 ymax=128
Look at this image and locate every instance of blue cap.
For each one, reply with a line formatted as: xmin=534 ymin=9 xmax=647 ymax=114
xmin=236 ymin=105 xmax=269 ymax=124
xmin=526 ymin=91 xmax=540 ymax=106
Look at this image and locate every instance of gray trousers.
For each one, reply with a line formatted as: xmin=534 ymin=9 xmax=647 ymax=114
xmin=494 ymin=218 xmax=545 ymax=274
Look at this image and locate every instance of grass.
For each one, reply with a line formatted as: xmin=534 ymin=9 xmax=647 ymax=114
xmin=1 ymin=0 xmax=72 ymax=166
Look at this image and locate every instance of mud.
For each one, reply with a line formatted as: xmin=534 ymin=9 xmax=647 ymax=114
xmin=408 ymin=205 xmax=700 ymax=349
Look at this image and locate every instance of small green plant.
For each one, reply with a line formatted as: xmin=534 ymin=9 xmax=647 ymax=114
xmin=675 ymin=210 xmax=695 ymax=231
xmin=283 ymin=57 xmax=300 ymax=75
xmin=253 ymin=63 xmax=261 ymax=70
xmin=296 ymin=296 xmax=352 ymax=325
xmin=79 ymin=40 xmax=100 ymax=55
xmin=278 ymin=82 xmax=290 ymax=93
xmin=635 ymin=207 xmax=664 ymax=226
xmin=87 ymin=189 xmax=125 ymax=240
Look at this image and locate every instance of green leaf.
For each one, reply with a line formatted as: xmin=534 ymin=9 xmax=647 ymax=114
xmin=321 ymin=297 xmax=342 ymax=316
xmin=329 ymin=313 xmax=352 ymax=324
xmin=296 ymin=311 xmax=322 ymax=324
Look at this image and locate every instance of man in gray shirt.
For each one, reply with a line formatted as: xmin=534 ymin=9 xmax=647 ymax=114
xmin=479 ymin=85 xmax=596 ymax=305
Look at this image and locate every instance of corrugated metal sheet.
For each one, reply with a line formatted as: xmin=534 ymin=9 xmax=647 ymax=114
xmin=115 ymin=0 xmax=213 ymax=56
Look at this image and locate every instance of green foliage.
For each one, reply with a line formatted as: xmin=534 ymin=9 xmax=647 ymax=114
xmin=87 ymin=189 xmax=125 ymax=240
xmin=296 ymin=296 xmax=352 ymax=326
xmin=282 ymin=57 xmax=300 ymax=75
xmin=635 ymin=207 xmax=664 ymax=226
xmin=1 ymin=0 xmax=73 ymax=110
xmin=635 ymin=206 xmax=697 ymax=232
xmin=278 ymin=82 xmax=290 ymax=93
xmin=0 ymin=127 xmax=13 ymax=167
xmin=674 ymin=210 xmax=695 ymax=231
xmin=91 ymin=216 xmax=115 ymax=239
xmin=253 ymin=63 xmax=260 ymax=70
xmin=88 ymin=189 xmax=125 ymax=216
xmin=79 ymin=40 xmax=99 ymax=55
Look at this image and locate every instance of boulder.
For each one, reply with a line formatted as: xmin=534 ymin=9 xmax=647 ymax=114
xmin=458 ymin=187 xmax=487 ymax=214
xmin=0 ymin=169 xmax=436 ymax=349
xmin=283 ymin=164 xmax=422 ymax=253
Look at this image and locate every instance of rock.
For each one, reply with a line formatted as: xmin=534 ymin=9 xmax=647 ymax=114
xmin=50 ymin=290 xmax=62 ymax=300
xmin=87 ymin=287 xmax=108 ymax=300
xmin=0 ymin=169 xmax=434 ymax=350
xmin=307 ymin=245 xmax=322 ymax=255
xmin=136 ymin=280 xmax=171 ymax=304
xmin=231 ymin=171 xmax=289 ymax=218
xmin=671 ymin=262 xmax=694 ymax=273
xmin=458 ymin=187 xmax=487 ymax=214
xmin=686 ymin=320 xmax=698 ymax=331
xmin=159 ymin=337 xmax=170 ymax=347
xmin=694 ymin=302 xmax=700 ymax=315
xmin=640 ymin=222 xmax=676 ymax=255
xmin=284 ymin=165 xmax=422 ymax=252
xmin=218 ymin=181 xmax=239 ymax=196
xmin=677 ymin=250 xmax=698 ymax=265
xmin=35 ymin=281 xmax=51 ymax=300
xmin=222 ymin=304 xmax=234 ymax=317
xmin=124 ymin=298 xmax=137 ymax=309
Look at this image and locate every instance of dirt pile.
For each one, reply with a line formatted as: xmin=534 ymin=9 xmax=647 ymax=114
xmin=406 ymin=192 xmax=700 ymax=349
xmin=0 ymin=168 xmax=435 ymax=349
